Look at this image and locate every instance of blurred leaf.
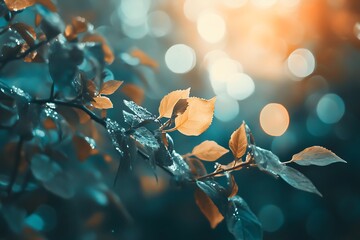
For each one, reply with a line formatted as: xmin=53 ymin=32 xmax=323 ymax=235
xmin=229 ymin=122 xmax=247 ymax=159
xmin=226 ymin=196 xmax=263 ymax=240
xmin=37 ymin=5 xmax=64 ymax=39
xmin=121 ymin=83 xmax=145 ymax=105
xmin=43 ymin=171 xmax=75 ymax=199
xmin=4 ymin=0 xmax=35 ymax=11
xmin=35 ymin=14 xmax=42 ymax=26
xmin=105 ymin=118 xmax=125 ymax=156
xmin=92 ymin=96 xmax=113 ymax=109
xmin=100 ymin=80 xmax=123 ymax=95
xmin=10 ymin=22 xmax=37 ymax=47
xmin=130 ymin=48 xmax=158 ymax=69
xmin=31 ymin=154 xmax=61 ymax=182
xmin=291 ymin=146 xmax=346 ymax=166
xmin=123 ymin=100 xmax=155 ymax=120
xmin=186 ymin=157 xmax=207 ymax=177
xmin=64 ymin=16 xmax=88 ymax=40
xmin=36 ymin=0 xmax=56 ymax=11
xmin=158 ymin=88 xmax=190 ymax=118
xmin=2 ymin=205 xmax=26 ymax=233
xmin=140 ymin=175 xmax=167 ymax=197
xmin=195 ymin=187 xmax=224 ymax=229
xmin=82 ymin=34 xmax=114 ymax=64
xmin=279 ymin=166 xmax=322 ymax=197
xmin=196 ymin=180 xmax=228 ymax=210
xmin=72 ymin=135 xmax=97 ymax=161
xmin=192 ymin=140 xmax=229 ymax=161
xmin=226 ymin=174 xmax=238 ymax=198
xmin=253 ymin=146 xmax=285 ymax=176
xmin=174 ymin=97 xmax=216 ymax=136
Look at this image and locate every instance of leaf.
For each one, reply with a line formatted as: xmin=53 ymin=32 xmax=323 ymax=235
xmin=226 ymin=196 xmax=263 ymax=240
xmin=92 ymin=96 xmax=113 ymax=109
xmin=105 ymin=118 xmax=125 ymax=156
xmin=4 ymin=0 xmax=35 ymax=11
xmin=123 ymin=110 xmax=142 ymax=127
xmin=121 ymin=83 xmax=145 ymax=105
xmin=226 ymin=174 xmax=238 ymax=198
xmin=291 ymin=146 xmax=346 ymax=166
xmin=158 ymin=88 xmax=190 ymax=118
xmin=195 ymin=187 xmax=224 ymax=229
xmin=186 ymin=157 xmax=207 ymax=177
xmin=36 ymin=0 xmax=56 ymax=11
xmin=72 ymin=135 xmax=97 ymax=161
xmin=130 ymin=48 xmax=158 ymax=69
xmin=279 ymin=166 xmax=322 ymax=197
xmin=174 ymin=97 xmax=216 ymax=136
xmin=192 ymin=140 xmax=229 ymax=161
xmin=31 ymin=154 xmax=61 ymax=182
xmin=10 ymin=23 xmax=37 ymax=47
xmin=229 ymin=122 xmax=248 ymax=159
xmin=100 ymin=80 xmax=123 ymax=95
xmin=37 ymin=5 xmax=64 ymax=39
xmin=123 ymin=100 xmax=155 ymax=120
xmin=253 ymin=146 xmax=285 ymax=176
xmin=196 ymin=180 xmax=228 ymax=209
xmin=82 ymin=34 xmax=114 ymax=64
xmin=132 ymin=127 xmax=160 ymax=151
xmin=171 ymin=99 xmax=188 ymax=119
xmin=64 ymin=16 xmax=88 ymax=40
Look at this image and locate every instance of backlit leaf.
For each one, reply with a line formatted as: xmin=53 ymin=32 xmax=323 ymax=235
xmin=82 ymin=34 xmax=114 ymax=64
xmin=253 ymin=146 xmax=285 ymax=176
xmin=192 ymin=140 xmax=229 ymax=161
xmin=226 ymin=195 xmax=263 ymax=240
xmin=229 ymin=122 xmax=247 ymax=159
xmin=123 ymin=100 xmax=155 ymax=120
xmin=130 ymin=48 xmax=158 ymax=69
xmin=174 ymin=97 xmax=216 ymax=136
xmin=100 ymin=80 xmax=123 ymax=95
xmin=121 ymin=83 xmax=145 ymax=105
xmin=195 ymin=187 xmax=224 ymax=229
xmin=158 ymin=88 xmax=190 ymax=118
xmin=291 ymin=146 xmax=346 ymax=166
xmin=279 ymin=166 xmax=322 ymax=197
xmin=4 ymin=0 xmax=35 ymax=11
xmin=92 ymin=96 xmax=113 ymax=109
xmin=171 ymin=99 xmax=188 ymax=119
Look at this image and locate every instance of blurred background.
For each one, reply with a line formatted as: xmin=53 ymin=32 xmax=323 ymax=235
xmin=1 ymin=0 xmax=360 ymax=239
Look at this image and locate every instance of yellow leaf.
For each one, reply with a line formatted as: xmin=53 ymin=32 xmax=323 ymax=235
xmin=158 ymin=88 xmax=190 ymax=118
xmin=194 ymin=187 xmax=224 ymax=229
xmin=131 ymin=49 xmax=158 ymax=69
xmin=229 ymin=122 xmax=247 ymax=159
xmin=174 ymin=97 xmax=216 ymax=136
xmin=4 ymin=0 xmax=35 ymax=11
xmin=121 ymin=83 xmax=145 ymax=105
xmin=192 ymin=140 xmax=229 ymax=161
xmin=92 ymin=96 xmax=113 ymax=109
xmin=82 ymin=34 xmax=114 ymax=64
xmin=100 ymin=80 xmax=123 ymax=95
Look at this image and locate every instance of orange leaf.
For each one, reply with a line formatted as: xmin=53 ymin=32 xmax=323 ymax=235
xmin=131 ymin=49 xmax=158 ymax=69
xmin=192 ymin=140 xmax=229 ymax=161
xmin=194 ymin=187 xmax=224 ymax=229
xmin=121 ymin=83 xmax=145 ymax=105
xmin=229 ymin=122 xmax=247 ymax=159
xmin=100 ymin=80 xmax=123 ymax=95
xmin=92 ymin=96 xmax=113 ymax=109
xmin=173 ymin=97 xmax=216 ymax=136
xmin=72 ymin=135 xmax=97 ymax=161
xmin=228 ymin=175 xmax=238 ymax=198
xmin=158 ymin=88 xmax=190 ymax=118
xmin=36 ymin=0 xmax=56 ymax=11
xmin=4 ymin=0 xmax=36 ymax=11
xmin=35 ymin=14 xmax=42 ymax=27
xmin=82 ymin=34 xmax=114 ymax=64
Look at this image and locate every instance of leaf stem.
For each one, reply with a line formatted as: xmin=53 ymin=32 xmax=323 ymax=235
xmin=196 ymin=160 xmax=252 ymax=181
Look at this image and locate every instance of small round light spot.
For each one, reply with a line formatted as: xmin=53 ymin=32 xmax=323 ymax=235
xmin=316 ymin=93 xmax=345 ymax=124
xmin=226 ymin=73 xmax=255 ymax=100
xmin=165 ymin=44 xmax=196 ymax=74
xmin=147 ymin=11 xmax=172 ymax=37
xmin=258 ymin=204 xmax=284 ymax=232
xmin=214 ymin=94 xmax=240 ymax=122
xmin=287 ymin=48 xmax=316 ymax=78
xmin=260 ymin=103 xmax=290 ymax=136
xmin=197 ymin=11 xmax=226 ymax=43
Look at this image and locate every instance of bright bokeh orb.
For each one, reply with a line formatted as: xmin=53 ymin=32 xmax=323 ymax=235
xmin=287 ymin=48 xmax=316 ymax=78
xmin=119 ymin=0 xmax=150 ymax=25
xmin=197 ymin=11 xmax=226 ymax=43
xmin=147 ymin=11 xmax=172 ymax=37
xmin=260 ymin=103 xmax=290 ymax=136
xmin=214 ymin=94 xmax=240 ymax=122
xmin=165 ymin=44 xmax=196 ymax=74
xmin=316 ymin=93 xmax=345 ymax=124
xmin=226 ymin=73 xmax=255 ymax=100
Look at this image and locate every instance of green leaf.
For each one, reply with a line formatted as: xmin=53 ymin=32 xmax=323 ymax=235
xmin=291 ymin=146 xmax=346 ymax=166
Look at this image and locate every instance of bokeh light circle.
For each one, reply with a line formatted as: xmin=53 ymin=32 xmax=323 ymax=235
xmin=226 ymin=73 xmax=255 ymax=100
xmin=316 ymin=93 xmax=345 ymax=124
xmin=214 ymin=94 xmax=240 ymax=122
xmin=197 ymin=11 xmax=226 ymax=43
xmin=258 ymin=204 xmax=284 ymax=232
xmin=147 ymin=11 xmax=172 ymax=37
xmin=165 ymin=44 xmax=196 ymax=74
xmin=287 ymin=48 xmax=316 ymax=78
xmin=260 ymin=103 xmax=290 ymax=136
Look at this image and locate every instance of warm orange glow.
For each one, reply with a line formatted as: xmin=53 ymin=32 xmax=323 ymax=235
xmin=260 ymin=103 xmax=290 ymax=136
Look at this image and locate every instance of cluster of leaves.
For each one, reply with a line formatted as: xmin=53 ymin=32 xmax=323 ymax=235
xmin=0 ymin=0 xmax=346 ymax=239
